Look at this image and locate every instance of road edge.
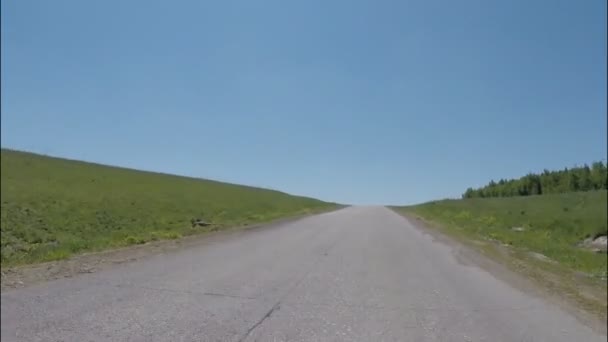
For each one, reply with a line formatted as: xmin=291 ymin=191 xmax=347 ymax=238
xmin=1 ymin=205 xmax=347 ymax=291
xmin=389 ymin=208 xmax=607 ymax=335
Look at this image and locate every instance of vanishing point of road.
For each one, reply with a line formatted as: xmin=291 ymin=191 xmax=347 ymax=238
xmin=1 ymin=207 xmax=605 ymax=341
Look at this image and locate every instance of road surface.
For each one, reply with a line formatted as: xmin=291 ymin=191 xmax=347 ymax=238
xmin=1 ymin=207 xmax=605 ymax=341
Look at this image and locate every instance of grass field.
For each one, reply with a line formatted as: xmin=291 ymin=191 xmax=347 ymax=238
xmin=0 ymin=149 xmax=340 ymax=266
xmin=393 ymin=191 xmax=607 ymax=279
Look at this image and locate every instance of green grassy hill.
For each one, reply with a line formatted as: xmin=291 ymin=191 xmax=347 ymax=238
xmin=394 ymin=191 xmax=607 ymax=279
xmin=0 ymin=149 xmax=339 ymax=266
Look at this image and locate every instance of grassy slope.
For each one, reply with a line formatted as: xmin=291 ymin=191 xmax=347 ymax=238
xmin=394 ymin=191 xmax=607 ymax=279
xmin=1 ymin=149 xmax=339 ymax=266
xmin=394 ymin=192 xmax=608 ymax=320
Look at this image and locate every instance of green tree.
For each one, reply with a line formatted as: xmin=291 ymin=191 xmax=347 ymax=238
xmin=463 ymin=188 xmax=475 ymax=199
xmin=528 ymin=174 xmax=542 ymax=195
xmin=578 ymin=165 xmax=593 ymax=191
xmin=556 ymin=168 xmax=571 ymax=193
xmin=568 ymin=172 xmax=580 ymax=192
xmin=460 ymin=160 xmax=608 ymax=198
xmin=591 ymin=161 xmax=607 ymax=190
xmin=540 ymin=169 xmax=553 ymax=193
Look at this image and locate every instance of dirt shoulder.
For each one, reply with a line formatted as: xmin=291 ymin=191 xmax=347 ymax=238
xmin=1 ymin=209 xmax=342 ymax=291
xmin=395 ymin=210 xmax=607 ymax=335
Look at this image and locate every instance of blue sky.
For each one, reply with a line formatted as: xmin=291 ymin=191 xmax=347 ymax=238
xmin=1 ymin=0 xmax=606 ymax=205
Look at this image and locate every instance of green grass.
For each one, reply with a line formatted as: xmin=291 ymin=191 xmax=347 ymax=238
xmin=394 ymin=191 xmax=607 ymax=279
xmin=1 ymin=149 xmax=340 ymax=266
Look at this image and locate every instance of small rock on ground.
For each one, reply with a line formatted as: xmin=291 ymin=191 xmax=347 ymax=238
xmin=529 ymin=252 xmax=556 ymax=264
xmin=580 ymin=235 xmax=607 ymax=252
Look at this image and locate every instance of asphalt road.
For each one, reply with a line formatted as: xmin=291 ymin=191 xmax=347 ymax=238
xmin=1 ymin=206 xmax=605 ymax=341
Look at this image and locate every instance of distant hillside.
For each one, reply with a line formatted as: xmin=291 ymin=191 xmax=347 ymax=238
xmin=0 ymin=149 xmax=339 ymax=266
xmin=463 ymin=162 xmax=607 ymax=198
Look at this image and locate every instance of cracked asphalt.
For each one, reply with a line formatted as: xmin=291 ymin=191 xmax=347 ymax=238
xmin=1 ymin=206 xmax=605 ymax=341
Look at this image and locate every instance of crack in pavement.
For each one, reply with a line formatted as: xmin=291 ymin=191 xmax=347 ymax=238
xmin=237 ymin=236 xmax=343 ymax=341
xmin=237 ymin=302 xmax=281 ymax=342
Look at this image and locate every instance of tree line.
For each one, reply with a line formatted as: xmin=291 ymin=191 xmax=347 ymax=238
xmin=463 ymin=161 xmax=608 ymax=198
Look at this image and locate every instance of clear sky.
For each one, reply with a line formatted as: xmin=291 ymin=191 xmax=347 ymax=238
xmin=1 ymin=0 xmax=606 ymax=205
